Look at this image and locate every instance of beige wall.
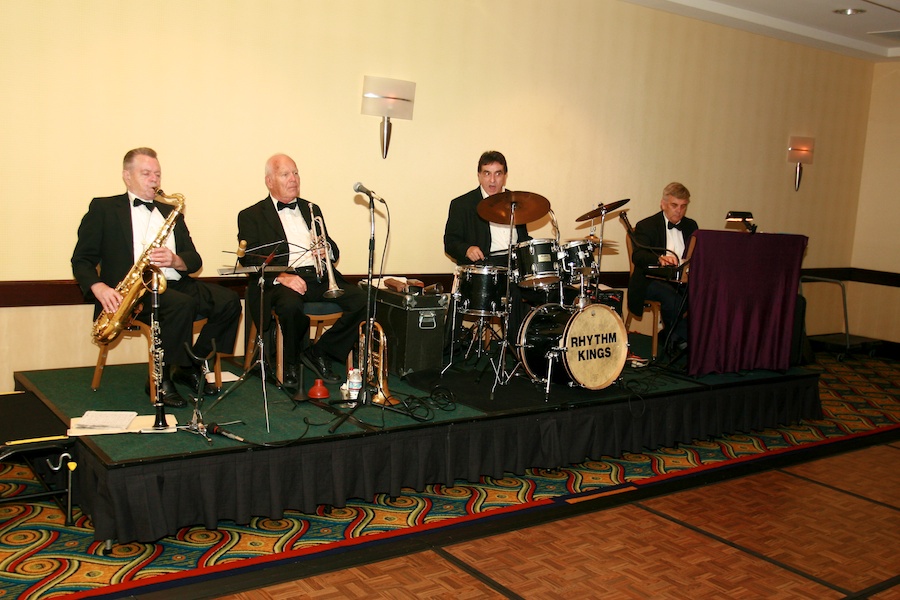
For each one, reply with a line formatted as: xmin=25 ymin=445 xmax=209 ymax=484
xmin=0 ymin=0 xmax=896 ymax=391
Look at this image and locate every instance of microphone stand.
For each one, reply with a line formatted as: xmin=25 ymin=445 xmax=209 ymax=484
xmin=328 ymin=192 xmax=379 ymax=434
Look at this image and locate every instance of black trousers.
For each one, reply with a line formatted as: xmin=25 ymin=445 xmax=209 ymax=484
xmin=134 ymin=277 xmax=242 ymax=369
xmin=645 ymin=279 xmax=688 ymax=345
xmin=268 ymin=277 xmax=368 ymax=366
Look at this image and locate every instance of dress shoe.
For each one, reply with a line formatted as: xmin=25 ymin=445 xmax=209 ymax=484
xmin=144 ymin=378 xmax=187 ymax=408
xmin=300 ymin=347 xmax=342 ymax=384
xmin=282 ymin=364 xmax=299 ymax=393
xmin=172 ymin=365 xmax=219 ymax=397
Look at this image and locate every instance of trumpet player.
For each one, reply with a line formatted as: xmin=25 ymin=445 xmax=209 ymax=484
xmin=72 ymin=147 xmax=242 ymax=407
xmin=237 ymin=153 xmax=367 ymax=391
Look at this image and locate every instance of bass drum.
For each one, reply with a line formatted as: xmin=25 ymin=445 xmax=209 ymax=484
xmin=517 ymin=303 xmax=627 ymax=390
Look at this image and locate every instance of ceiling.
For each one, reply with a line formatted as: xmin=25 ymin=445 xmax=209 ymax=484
xmin=620 ymin=0 xmax=900 ymax=61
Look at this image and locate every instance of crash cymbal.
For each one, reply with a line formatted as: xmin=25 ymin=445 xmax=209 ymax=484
xmin=576 ymin=198 xmax=630 ymax=222
xmin=477 ymin=191 xmax=550 ymax=225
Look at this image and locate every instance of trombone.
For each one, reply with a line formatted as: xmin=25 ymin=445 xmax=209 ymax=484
xmin=308 ymin=203 xmax=344 ymax=299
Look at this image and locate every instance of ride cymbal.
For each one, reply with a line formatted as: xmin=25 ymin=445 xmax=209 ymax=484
xmin=576 ymin=198 xmax=630 ymax=222
xmin=477 ymin=191 xmax=550 ymax=225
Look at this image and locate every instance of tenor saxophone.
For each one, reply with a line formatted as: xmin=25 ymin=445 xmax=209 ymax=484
xmin=91 ymin=189 xmax=185 ymax=345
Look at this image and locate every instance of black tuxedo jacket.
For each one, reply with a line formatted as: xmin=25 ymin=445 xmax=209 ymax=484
xmin=236 ymin=196 xmax=348 ymax=326
xmin=71 ymin=192 xmax=200 ymax=302
xmin=626 ymin=210 xmax=698 ymax=316
xmin=444 ymin=187 xmax=530 ymax=265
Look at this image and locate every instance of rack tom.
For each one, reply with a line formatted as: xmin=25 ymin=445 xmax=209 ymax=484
xmin=513 ymin=239 xmax=560 ymax=289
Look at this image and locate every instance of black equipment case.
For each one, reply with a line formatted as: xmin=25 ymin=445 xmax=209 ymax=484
xmin=373 ymin=288 xmax=449 ymax=377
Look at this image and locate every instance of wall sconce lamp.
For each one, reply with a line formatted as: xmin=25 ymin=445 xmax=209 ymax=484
xmin=787 ymin=136 xmax=814 ymax=191
xmin=726 ymin=211 xmax=757 ymax=233
xmin=361 ymin=76 xmax=416 ymax=159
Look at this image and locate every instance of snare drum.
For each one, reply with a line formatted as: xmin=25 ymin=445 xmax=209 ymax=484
xmin=513 ymin=239 xmax=560 ymax=289
xmin=559 ymin=240 xmax=597 ymax=285
xmin=517 ymin=303 xmax=627 ymax=390
xmin=454 ymin=265 xmax=508 ymax=316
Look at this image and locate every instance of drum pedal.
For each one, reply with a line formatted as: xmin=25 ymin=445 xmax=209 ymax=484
xmin=628 ymin=353 xmax=650 ymax=368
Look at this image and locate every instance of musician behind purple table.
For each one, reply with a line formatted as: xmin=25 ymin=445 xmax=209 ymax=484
xmin=626 ymin=182 xmax=699 ymax=353
xmin=443 ymin=151 xmax=531 ymax=345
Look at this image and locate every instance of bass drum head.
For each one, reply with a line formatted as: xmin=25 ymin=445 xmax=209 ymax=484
xmin=562 ymin=304 xmax=628 ymax=390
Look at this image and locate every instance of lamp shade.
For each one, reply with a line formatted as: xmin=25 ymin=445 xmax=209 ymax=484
xmin=787 ymin=137 xmax=814 ymax=164
xmin=361 ymin=76 xmax=416 ymax=120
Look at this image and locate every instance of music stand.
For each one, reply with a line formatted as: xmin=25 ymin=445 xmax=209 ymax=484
xmin=207 ymin=252 xmax=293 ymax=432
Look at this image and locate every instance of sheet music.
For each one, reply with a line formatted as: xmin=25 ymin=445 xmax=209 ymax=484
xmin=76 ymin=410 xmax=137 ymax=430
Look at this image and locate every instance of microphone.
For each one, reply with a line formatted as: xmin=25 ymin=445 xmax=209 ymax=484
xmin=236 ymin=240 xmax=247 ymax=258
xmin=353 ymin=182 xmax=385 ymax=203
xmin=207 ymin=422 xmax=247 ymax=443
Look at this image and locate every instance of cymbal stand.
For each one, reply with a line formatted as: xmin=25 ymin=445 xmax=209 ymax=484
xmin=490 ymin=203 xmax=520 ymax=395
xmin=576 ymin=207 xmax=609 ymax=307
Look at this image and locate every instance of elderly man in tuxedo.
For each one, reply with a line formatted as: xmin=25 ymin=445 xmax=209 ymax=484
xmin=237 ymin=153 xmax=366 ymax=391
xmin=627 ymin=182 xmax=698 ymax=353
xmin=72 ymin=147 xmax=242 ymax=407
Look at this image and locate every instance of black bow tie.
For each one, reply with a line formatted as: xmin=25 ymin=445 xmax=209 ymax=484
xmin=133 ymin=198 xmax=153 ymax=210
xmin=667 ymin=220 xmax=683 ymax=231
xmin=277 ymin=200 xmax=299 ymax=211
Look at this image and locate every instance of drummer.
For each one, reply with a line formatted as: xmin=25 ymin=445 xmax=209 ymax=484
xmin=444 ymin=150 xmax=531 ymax=342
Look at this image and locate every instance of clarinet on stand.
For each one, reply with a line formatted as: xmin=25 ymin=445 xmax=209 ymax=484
xmin=147 ymin=271 xmax=168 ymax=430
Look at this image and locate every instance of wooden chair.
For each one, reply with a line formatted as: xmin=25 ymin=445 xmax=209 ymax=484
xmin=92 ymin=318 xmax=223 ymax=392
xmin=623 ymin=235 xmax=697 ymax=361
xmin=624 ymin=235 xmax=662 ymax=360
xmin=243 ymin=302 xmax=343 ymax=381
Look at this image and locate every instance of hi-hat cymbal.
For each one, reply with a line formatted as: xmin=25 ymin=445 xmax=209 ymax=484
xmin=576 ymin=198 xmax=630 ymax=222
xmin=477 ymin=191 xmax=550 ymax=225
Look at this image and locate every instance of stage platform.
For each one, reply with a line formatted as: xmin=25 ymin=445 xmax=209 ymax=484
xmin=13 ymin=336 xmax=821 ymax=543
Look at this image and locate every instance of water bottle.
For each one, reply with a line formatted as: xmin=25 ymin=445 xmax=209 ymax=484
xmin=348 ymin=369 xmax=362 ymax=400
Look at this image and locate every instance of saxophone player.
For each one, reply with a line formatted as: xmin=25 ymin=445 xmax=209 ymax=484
xmin=72 ymin=147 xmax=242 ymax=407
xmin=237 ymin=153 xmax=367 ymax=391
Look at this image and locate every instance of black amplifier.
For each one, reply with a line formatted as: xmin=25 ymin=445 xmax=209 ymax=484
xmin=373 ymin=288 xmax=449 ymax=377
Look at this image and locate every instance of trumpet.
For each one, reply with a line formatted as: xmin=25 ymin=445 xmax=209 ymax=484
xmin=308 ymin=203 xmax=344 ymax=299
xmin=351 ymin=321 xmax=399 ymax=406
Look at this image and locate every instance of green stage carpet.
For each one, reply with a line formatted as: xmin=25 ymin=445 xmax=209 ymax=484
xmin=1 ymin=353 xmax=898 ymax=599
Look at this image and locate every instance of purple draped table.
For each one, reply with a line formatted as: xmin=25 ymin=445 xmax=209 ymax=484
xmin=687 ymin=230 xmax=808 ymax=376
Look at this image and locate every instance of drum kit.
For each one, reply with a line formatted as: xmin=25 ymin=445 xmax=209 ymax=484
xmin=448 ymin=191 xmax=631 ymax=397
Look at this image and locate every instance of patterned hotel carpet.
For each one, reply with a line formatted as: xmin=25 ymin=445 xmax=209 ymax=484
xmin=1 ymin=352 xmax=898 ymax=599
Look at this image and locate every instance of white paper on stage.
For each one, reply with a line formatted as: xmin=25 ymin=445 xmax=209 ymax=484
xmin=67 ymin=413 xmax=177 ymax=436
